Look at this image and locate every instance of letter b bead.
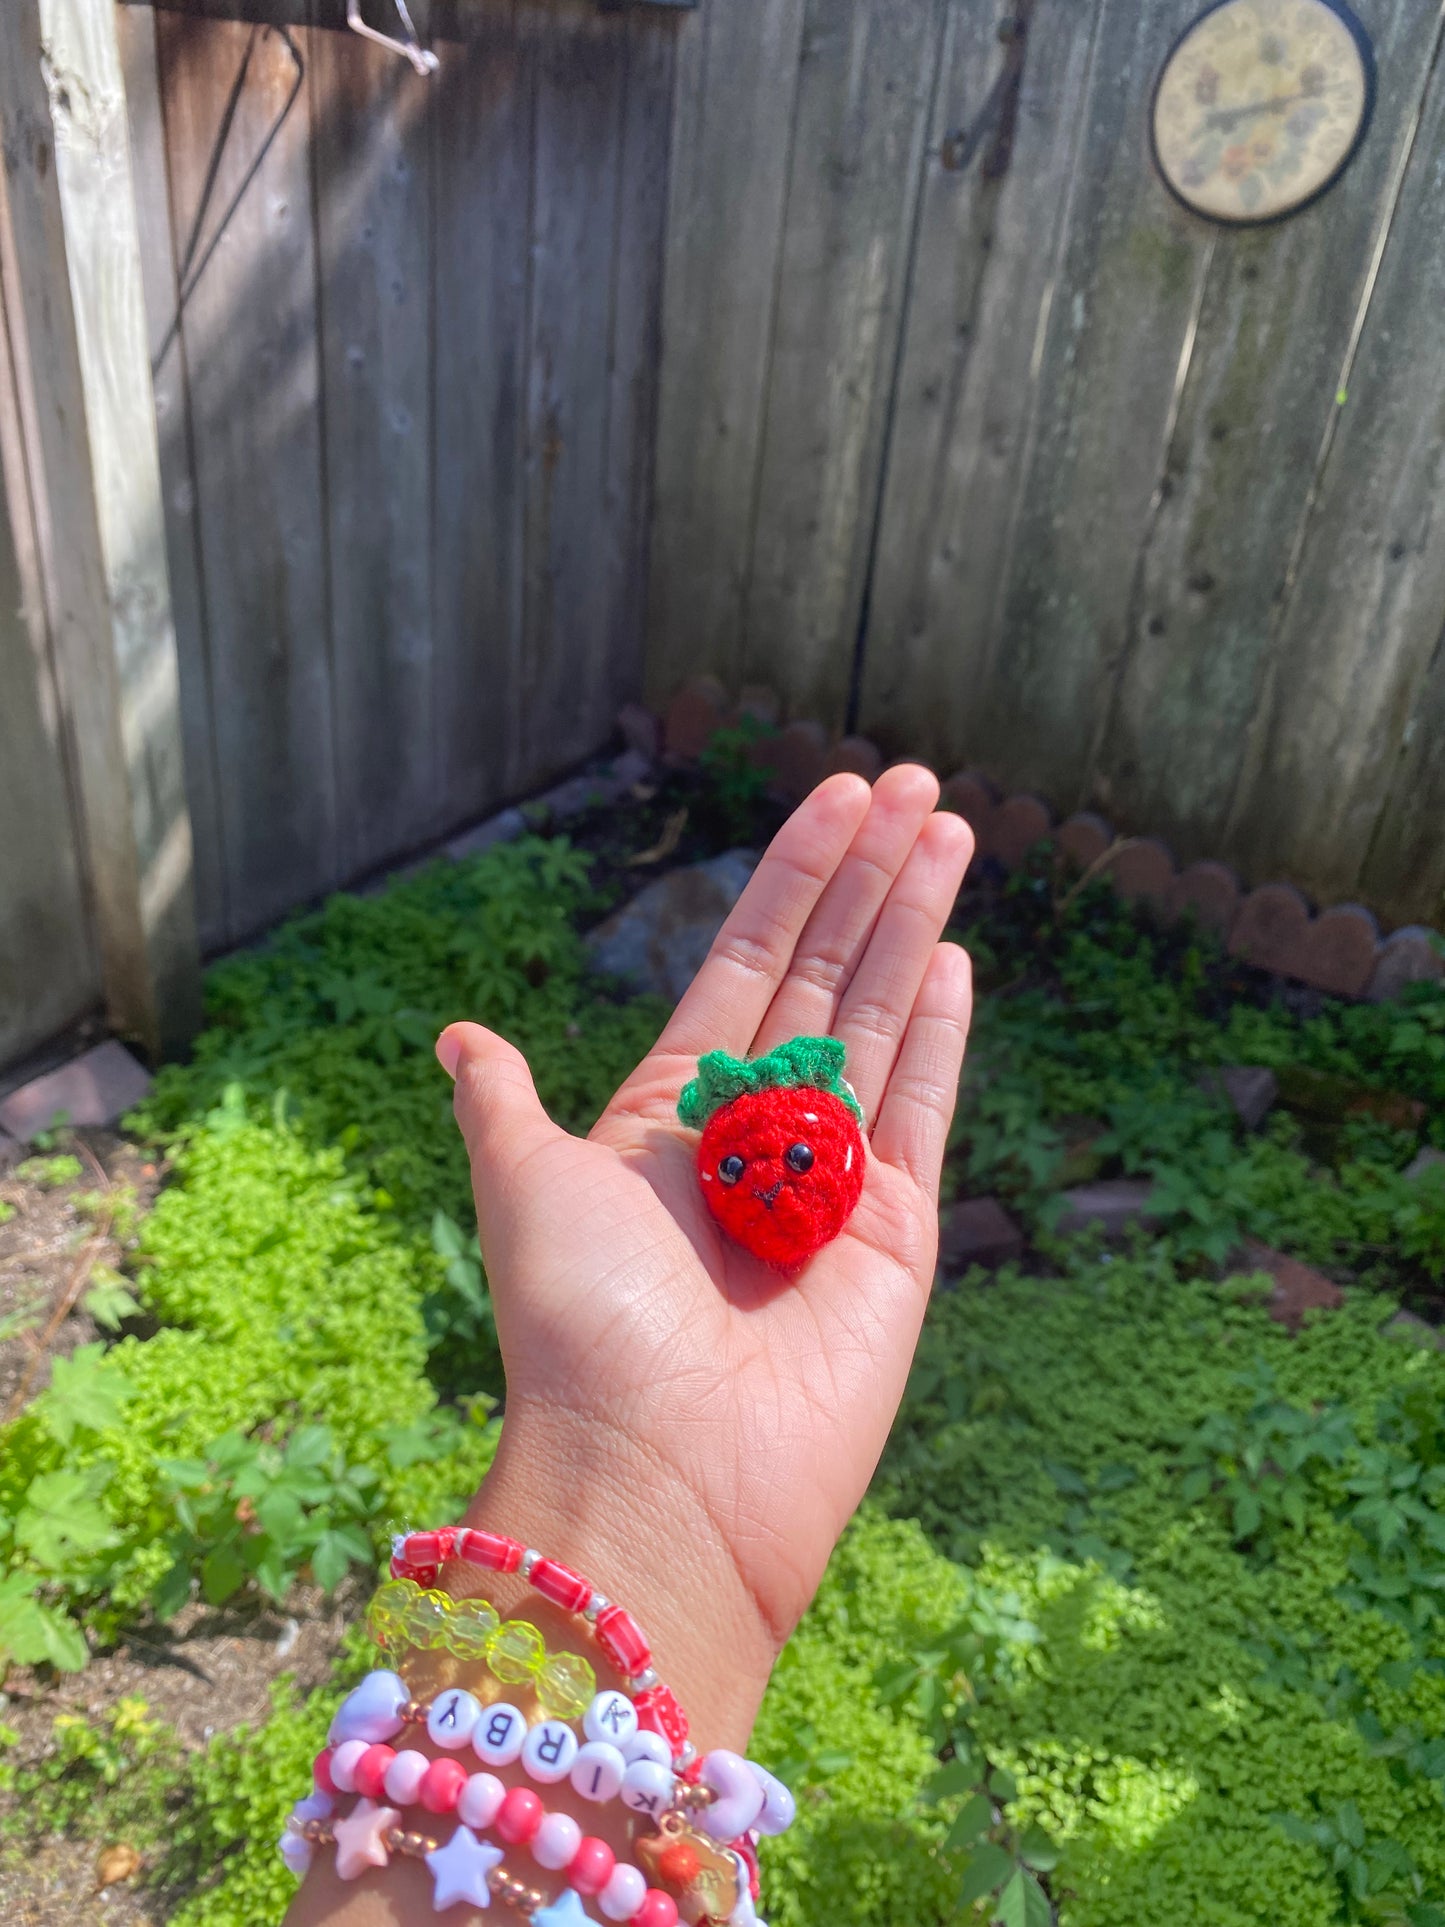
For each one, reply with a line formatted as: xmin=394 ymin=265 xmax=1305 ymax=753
xmin=473 ymin=1702 xmax=526 ymax=1767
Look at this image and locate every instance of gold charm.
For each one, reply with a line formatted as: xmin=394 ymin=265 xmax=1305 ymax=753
xmin=635 ymin=1813 xmax=747 ymax=1926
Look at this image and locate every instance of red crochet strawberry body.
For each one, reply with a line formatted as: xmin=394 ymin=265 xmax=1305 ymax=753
xmin=697 ymin=1084 xmax=864 ymax=1271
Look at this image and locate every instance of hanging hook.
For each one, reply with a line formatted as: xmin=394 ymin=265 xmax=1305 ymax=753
xmin=345 ymin=0 xmax=439 ymax=76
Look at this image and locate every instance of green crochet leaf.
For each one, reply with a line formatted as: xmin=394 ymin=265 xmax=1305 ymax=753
xmin=677 ymin=1034 xmax=861 ymax=1130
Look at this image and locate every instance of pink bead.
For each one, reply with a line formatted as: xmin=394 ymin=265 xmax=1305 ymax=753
xmin=495 ymin=1785 xmax=544 ymax=1845
xmin=532 ymin=1811 xmax=583 ymax=1871
xmin=596 ymin=1605 xmax=651 ymax=1676
xmin=383 ymin=1749 xmax=431 ymax=1805
xmin=419 ymin=1756 xmax=468 ymax=1814
xmin=458 ymin=1771 xmax=507 ymax=1830
xmin=569 ymin=1837 xmax=616 ymax=1896
xmin=352 ymin=1744 xmax=396 ymax=1800
xmin=633 ymin=1893 xmax=680 ymax=1927
xmin=313 ymin=1748 xmax=336 ymax=1795
xmin=405 ymin=1530 xmax=443 ymax=1565
xmin=599 ymin=1863 xmax=647 ymax=1922
xmin=531 ymin=1557 xmax=592 ymax=1614
xmin=457 ymin=1529 xmax=523 ymax=1572
xmin=329 ymin=1740 xmax=369 ymax=1793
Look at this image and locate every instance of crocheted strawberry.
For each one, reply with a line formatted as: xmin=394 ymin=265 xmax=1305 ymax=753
xmin=678 ymin=1037 xmax=865 ymax=1272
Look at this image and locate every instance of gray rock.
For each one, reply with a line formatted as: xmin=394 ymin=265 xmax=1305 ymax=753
xmin=1053 ymin=1179 xmax=1156 ymax=1237
xmin=1385 ymin=1309 xmax=1444 ymax=1350
xmin=1201 ymin=1064 xmax=1279 ymax=1131
xmin=1405 ymin=1147 xmax=1445 ymax=1182
xmin=587 ymin=851 xmax=758 ymax=1002
xmin=938 ymin=1197 xmax=1025 ymax=1272
xmin=0 ymin=1040 xmax=152 ymax=1140
xmin=445 ymin=808 xmax=527 ymax=861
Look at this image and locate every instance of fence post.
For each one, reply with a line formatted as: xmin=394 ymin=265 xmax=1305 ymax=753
xmin=0 ymin=0 xmax=201 ymax=1061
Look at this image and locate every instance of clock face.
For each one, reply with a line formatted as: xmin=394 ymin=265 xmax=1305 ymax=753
xmin=1152 ymin=0 xmax=1373 ymax=224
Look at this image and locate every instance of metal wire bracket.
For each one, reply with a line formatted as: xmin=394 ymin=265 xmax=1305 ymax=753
xmin=345 ymin=0 xmax=439 ymax=76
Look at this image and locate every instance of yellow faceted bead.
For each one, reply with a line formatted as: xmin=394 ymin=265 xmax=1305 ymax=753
xmin=367 ymin=1579 xmax=418 ymax=1642
xmin=443 ymin=1596 xmax=500 ymax=1661
xmin=398 ymin=1588 xmax=452 ymax=1650
xmin=487 ymin=1618 xmax=546 ymax=1683
xmin=535 ymin=1650 xmax=596 ymax=1721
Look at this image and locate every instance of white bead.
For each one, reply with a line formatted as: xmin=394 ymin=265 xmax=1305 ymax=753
xmin=622 ymin=1730 xmax=671 ymax=1769
xmin=383 ymin=1750 xmax=430 ymax=1804
xmin=427 ymin=1687 xmax=483 ymax=1751
xmin=584 ymin=1689 xmax=639 ymax=1746
xmin=458 ymin=1771 xmax=506 ymax=1829
xmin=631 ymin=1668 xmax=659 ymax=1691
xmin=751 ymin=1763 xmax=796 ymax=1835
xmin=531 ymin=1811 xmax=583 ymax=1870
xmin=620 ymin=1758 xmax=674 ymax=1820
xmin=570 ymin=1740 xmax=627 ymax=1803
xmin=328 ymin=1739 xmax=369 ymax=1792
xmin=697 ymin=1749 xmax=764 ymax=1840
xmin=472 ymin=1702 xmax=527 ymax=1767
xmin=599 ymin=1864 xmax=647 ymax=1921
xmin=521 ymin=1719 xmax=579 ymax=1783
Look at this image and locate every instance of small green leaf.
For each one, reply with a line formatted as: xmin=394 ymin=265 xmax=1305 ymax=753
xmin=944 ymin=1792 xmax=994 ymax=1852
xmin=1018 ymin=1824 xmax=1060 ymax=1872
xmin=958 ymin=1842 xmax=1014 ymax=1906
xmin=926 ymin=1756 xmax=983 ymax=1803
xmin=201 ymin=1543 xmax=247 ymax=1605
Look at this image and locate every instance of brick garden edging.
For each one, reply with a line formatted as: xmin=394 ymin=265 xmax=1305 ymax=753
xmin=652 ymin=675 xmax=1443 ymax=1006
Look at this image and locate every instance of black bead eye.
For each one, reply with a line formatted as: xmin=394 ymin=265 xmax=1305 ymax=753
xmin=784 ymin=1142 xmax=814 ymax=1174
xmin=718 ymin=1154 xmax=745 ymax=1185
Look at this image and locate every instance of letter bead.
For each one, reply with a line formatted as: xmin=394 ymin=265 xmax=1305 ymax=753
xmin=622 ymin=1730 xmax=672 ymax=1769
xmin=583 ymin=1690 xmax=639 ymax=1747
xmin=570 ymin=1740 xmax=627 ymax=1804
xmin=472 ymin=1702 xmax=527 ymax=1767
xmin=620 ymin=1758 xmax=674 ymax=1820
xmin=427 ymin=1687 xmax=482 ymax=1751
xmin=521 ymin=1719 xmax=579 ymax=1784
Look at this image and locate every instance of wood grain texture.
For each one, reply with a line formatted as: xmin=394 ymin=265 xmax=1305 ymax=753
xmin=740 ymin=0 xmax=945 ymax=726
xmin=1228 ymin=21 xmax=1445 ymax=922
xmin=857 ymin=0 xmax=1104 ymax=764
xmin=156 ymin=10 xmax=336 ymax=938
xmin=310 ymin=13 xmax=435 ymax=878
xmin=114 ymin=0 xmax=227 ymax=950
xmin=645 ymin=0 xmax=807 ymax=705
xmin=1092 ymin=0 xmax=1445 ymax=865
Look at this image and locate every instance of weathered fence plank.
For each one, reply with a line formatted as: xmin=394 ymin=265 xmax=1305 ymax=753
xmin=1092 ymin=0 xmax=1445 ymax=866
xmin=857 ymin=0 xmax=1104 ymax=765
xmin=156 ymin=11 xmax=336 ymax=938
xmin=645 ymin=0 xmax=806 ymax=706
xmin=311 ymin=17 xmax=435 ymax=877
xmin=1226 ymin=26 xmax=1445 ymax=922
xmin=740 ymin=0 xmax=945 ymax=726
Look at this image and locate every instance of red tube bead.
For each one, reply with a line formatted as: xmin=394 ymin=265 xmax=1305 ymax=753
xmin=353 ymin=1744 xmax=396 ymax=1800
xmin=634 ymin=1684 xmax=689 ymax=1751
xmin=531 ymin=1557 xmax=592 ymax=1614
xmin=596 ymin=1604 xmax=651 ymax=1676
xmin=404 ymin=1531 xmax=442 ymax=1566
xmin=495 ymin=1785 xmax=544 ymax=1845
xmin=419 ymin=1757 xmax=467 ymax=1814
xmin=456 ymin=1529 xmax=524 ymax=1573
xmin=390 ymin=1554 xmax=438 ymax=1587
xmin=568 ymin=1837 xmax=616 ymax=1896
xmin=633 ymin=1893 xmax=680 ymax=1927
xmin=313 ymin=1748 xmax=336 ymax=1795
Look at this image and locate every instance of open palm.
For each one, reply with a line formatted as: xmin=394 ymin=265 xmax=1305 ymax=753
xmin=437 ymin=766 xmax=973 ymax=1700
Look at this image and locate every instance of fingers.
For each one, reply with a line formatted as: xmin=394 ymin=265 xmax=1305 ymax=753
xmin=437 ymin=1023 xmax=567 ymax=1242
xmin=749 ymin=764 xmax=940 ymax=1058
xmin=834 ymin=810 xmax=973 ymax=1120
xmin=655 ymin=773 xmax=873 ymax=1059
xmin=870 ymin=941 xmax=974 ymax=1196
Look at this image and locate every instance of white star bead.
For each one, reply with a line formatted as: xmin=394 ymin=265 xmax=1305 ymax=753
xmin=425 ymin=1824 xmax=504 ymax=1911
xmin=533 ymin=1888 xmax=593 ymax=1927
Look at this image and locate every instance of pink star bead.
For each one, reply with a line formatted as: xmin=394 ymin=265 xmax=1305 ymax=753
xmin=331 ymin=1798 xmax=400 ymax=1880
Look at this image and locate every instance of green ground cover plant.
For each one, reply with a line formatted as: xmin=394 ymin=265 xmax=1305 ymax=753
xmin=5 ymin=784 xmax=1445 ymax=1926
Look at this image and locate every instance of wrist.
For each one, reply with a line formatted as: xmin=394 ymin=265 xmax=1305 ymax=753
xmin=450 ymin=1396 xmax=780 ymax=1752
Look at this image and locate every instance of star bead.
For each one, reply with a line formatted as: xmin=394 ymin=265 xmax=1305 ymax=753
xmin=332 ymin=1797 xmax=400 ymax=1880
xmin=425 ymin=1824 xmax=505 ymax=1910
xmin=533 ymin=1888 xmax=593 ymax=1927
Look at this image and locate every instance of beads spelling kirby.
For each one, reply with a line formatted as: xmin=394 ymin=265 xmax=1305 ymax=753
xmin=678 ymin=1036 xmax=865 ymax=1272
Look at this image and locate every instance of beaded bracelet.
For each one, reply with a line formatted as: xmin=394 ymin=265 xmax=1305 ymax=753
xmin=367 ymin=1576 xmax=599 ymax=1721
xmin=391 ymin=1527 xmax=691 ymax=1764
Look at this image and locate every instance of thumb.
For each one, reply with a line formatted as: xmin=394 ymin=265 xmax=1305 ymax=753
xmin=436 ymin=1023 xmax=565 ymax=1231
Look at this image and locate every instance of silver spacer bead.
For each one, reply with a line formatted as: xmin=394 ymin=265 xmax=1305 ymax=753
xmin=582 ymin=1593 xmax=609 ymax=1623
xmin=677 ymin=1741 xmax=697 ymax=1770
xmin=631 ymin=1666 xmax=659 ymax=1691
xmin=391 ymin=1532 xmax=408 ymax=1559
xmin=520 ymin=1547 xmax=540 ymax=1579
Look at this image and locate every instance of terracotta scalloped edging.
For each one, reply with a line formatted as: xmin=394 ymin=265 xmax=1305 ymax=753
xmin=655 ymin=677 xmax=1444 ymax=1005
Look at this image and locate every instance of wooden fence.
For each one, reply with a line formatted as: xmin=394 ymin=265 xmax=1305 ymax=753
xmin=3 ymin=0 xmax=1445 ymax=1077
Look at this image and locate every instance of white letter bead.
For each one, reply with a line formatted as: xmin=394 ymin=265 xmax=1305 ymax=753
xmin=472 ymin=1702 xmax=527 ymax=1767
xmin=384 ymin=1750 xmax=431 ymax=1805
xmin=583 ymin=1689 xmax=639 ymax=1746
xmin=458 ymin=1772 xmax=506 ymax=1830
xmin=622 ymin=1730 xmax=672 ymax=1769
xmin=531 ymin=1811 xmax=583 ymax=1870
xmin=328 ymin=1740 xmax=369 ymax=1793
xmin=427 ymin=1687 xmax=483 ymax=1751
xmin=570 ymin=1740 xmax=627 ymax=1803
xmin=521 ymin=1719 xmax=579 ymax=1784
xmin=599 ymin=1865 xmax=648 ymax=1921
xmin=620 ymin=1758 xmax=675 ymax=1820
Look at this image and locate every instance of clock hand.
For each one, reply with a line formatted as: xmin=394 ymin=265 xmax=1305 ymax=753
xmin=1203 ymin=83 xmax=1335 ymax=135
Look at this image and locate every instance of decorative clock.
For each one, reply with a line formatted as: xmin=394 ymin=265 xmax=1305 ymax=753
xmin=1151 ymin=0 xmax=1374 ymax=225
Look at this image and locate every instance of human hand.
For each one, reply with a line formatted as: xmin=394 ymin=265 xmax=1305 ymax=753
xmin=436 ymin=768 xmax=973 ymax=1745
